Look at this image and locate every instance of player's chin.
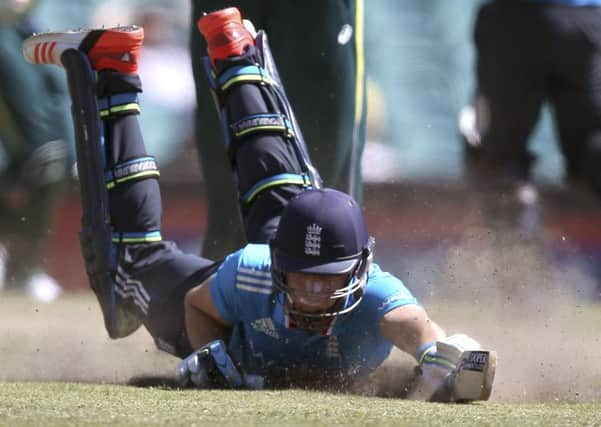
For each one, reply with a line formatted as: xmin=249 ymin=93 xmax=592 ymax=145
xmin=291 ymin=300 xmax=334 ymax=314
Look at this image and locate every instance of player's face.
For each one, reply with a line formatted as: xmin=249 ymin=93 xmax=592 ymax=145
xmin=285 ymin=272 xmax=348 ymax=313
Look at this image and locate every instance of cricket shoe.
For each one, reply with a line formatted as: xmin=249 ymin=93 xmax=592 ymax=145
xmin=22 ymin=26 xmax=144 ymax=74
xmin=198 ymin=7 xmax=256 ymax=66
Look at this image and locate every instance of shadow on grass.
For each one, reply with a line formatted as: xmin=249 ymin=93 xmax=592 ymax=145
xmin=127 ymin=375 xmax=183 ymax=389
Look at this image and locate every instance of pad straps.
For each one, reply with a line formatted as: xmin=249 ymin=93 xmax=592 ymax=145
xmin=104 ymin=156 xmax=160 ymax=190
xmin=204 ymin=56 xmax=319 ymax=206
xmin=98 ymin=90 xmax=162 ymax=244
xmin=111 ymin=230 xmax=162 ymax=244
xmin=241 ymin=172 xmax=312 ymax=205
xmin=98 ymin=92 xmax=141 ymax=118
xmin=204 ymin=60 xmax=294 ymax=159
xmin=230 ymin=113 xmax=294 ymax=139
xmin=103 ymin=157 xmax=162 ymax=244
xmin=216 ymin=64 xmax=277 ymax=91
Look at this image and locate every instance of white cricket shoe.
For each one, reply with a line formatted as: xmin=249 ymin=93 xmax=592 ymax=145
xmin=22 ymin=26 xmax=144 ymax=74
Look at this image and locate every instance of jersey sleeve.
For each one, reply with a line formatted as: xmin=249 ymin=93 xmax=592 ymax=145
xmin=209 ymin=249 xmax=244 ymax=324
xmin=366 ymin=264 xmax=419 ymax=319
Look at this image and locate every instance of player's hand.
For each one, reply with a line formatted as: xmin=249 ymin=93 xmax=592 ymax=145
xmin=412 ymin=334 xmax=497 ymax=402
xmin=178 ymin=348 xmax=210 ymax=388
xmin=177 ymin=339 xmax=244 ymax=389
xmin=447 ymin=348 xmax=496 ymax=402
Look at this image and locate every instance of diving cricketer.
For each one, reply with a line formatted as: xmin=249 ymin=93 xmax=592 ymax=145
xmin=22 ymin=7 xmax=496 ymax=401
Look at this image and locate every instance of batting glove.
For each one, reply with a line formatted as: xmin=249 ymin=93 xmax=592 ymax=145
xmin=178 ymin=339 xmax=244 ymax=389
xmin=416 ymin=334 xmax=497 ymax=402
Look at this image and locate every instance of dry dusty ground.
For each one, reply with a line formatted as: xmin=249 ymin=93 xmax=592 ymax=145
xmin=1 ymin=228 xmax=600 ymax=403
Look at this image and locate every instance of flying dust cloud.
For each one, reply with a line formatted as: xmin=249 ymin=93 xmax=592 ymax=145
xmin=1 ymin=225 xmax=599 ymax=403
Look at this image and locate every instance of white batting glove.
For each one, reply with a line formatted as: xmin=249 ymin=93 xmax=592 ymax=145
xmin=413 ymin=334 xmax=497 ymax=402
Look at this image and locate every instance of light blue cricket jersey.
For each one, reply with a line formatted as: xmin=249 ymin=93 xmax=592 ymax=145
xmin=209 ymin=244 xmax=418 ymax=382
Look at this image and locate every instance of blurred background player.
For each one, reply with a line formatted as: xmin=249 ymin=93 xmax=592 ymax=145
xmin=0 ymin=0 xmax=73 ymax=302
xmin=454 ymin=0 xmax=601 ymax=299
xmin=461 ymin=0 xmax=601 ymax=234
xmin=190 ymin=0 xmax=366 ymax=260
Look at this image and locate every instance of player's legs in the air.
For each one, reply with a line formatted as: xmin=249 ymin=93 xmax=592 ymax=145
xmin=22 ymin=27 xmax=217 ymax=357
xmin=190 ymin=1 xmax=365 ymax=261
xmin=197 ymin=7 xmax=322 ymax=243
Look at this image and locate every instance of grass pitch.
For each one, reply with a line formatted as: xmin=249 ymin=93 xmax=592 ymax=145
xmin=2 ymin=290 xmax=601 ymax=426
xmin=1 ymin=382 xmax=601 ymax=427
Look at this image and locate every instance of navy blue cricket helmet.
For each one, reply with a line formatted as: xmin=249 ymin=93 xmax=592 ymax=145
xmin=269 ymin=188 xmax=375 ymax=330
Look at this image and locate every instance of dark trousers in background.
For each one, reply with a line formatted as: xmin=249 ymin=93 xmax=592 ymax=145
xmin=469 ymin=0 xmax=601 ymax=196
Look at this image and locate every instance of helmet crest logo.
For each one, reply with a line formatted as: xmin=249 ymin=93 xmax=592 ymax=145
xmin=304 ymin=223 xmax=322 ymax=256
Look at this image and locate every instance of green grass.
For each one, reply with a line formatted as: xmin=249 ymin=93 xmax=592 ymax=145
xmin=2 ymin=293 xmax=601 ymax=425
xmin=0 ymin=382 xmax=600 ymax=427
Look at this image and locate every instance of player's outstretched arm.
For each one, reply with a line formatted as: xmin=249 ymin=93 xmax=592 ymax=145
xmin=380 ymin=304 xmax=446 ymax=357
xmin=380 ymin=305 xmax=497 ymax=402
xmin=179 ymin=271 xmax=265 ymax=390
xmin=179 ymin=276 xmax=242 ymax=388
xmin=184 ymin=275 xmax=229 ymax=349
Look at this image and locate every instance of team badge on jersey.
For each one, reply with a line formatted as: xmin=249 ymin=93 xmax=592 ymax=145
xmin=304 ymin=223 xmax=322 ymax=256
